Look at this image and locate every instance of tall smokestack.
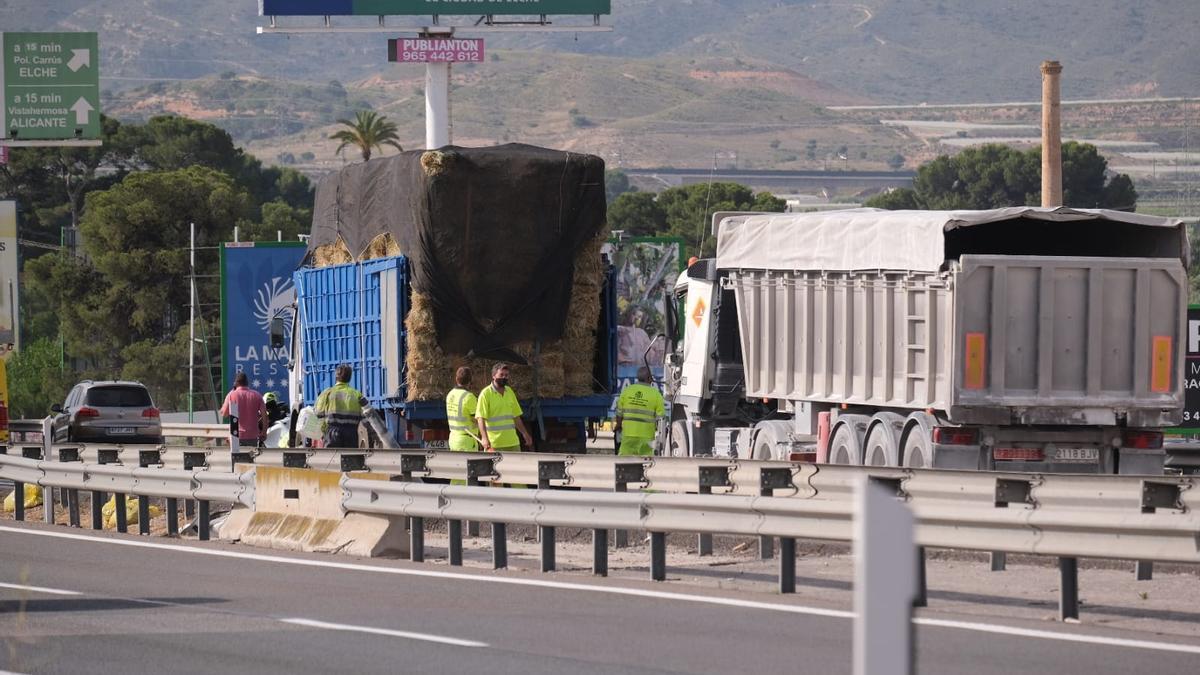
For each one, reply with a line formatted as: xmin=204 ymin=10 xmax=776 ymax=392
xmin=1041 ymin=60 xmax=1063 ymax=207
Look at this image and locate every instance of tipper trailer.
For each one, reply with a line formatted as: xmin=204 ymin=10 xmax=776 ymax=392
xmin=663 ymin=207 xmax=1188 ymax=474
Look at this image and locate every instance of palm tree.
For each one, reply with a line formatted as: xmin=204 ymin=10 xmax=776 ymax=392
xmin=330 ymin=110 xmax=403 ymax=162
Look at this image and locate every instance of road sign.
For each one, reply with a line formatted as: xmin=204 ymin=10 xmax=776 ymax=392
xmin=1 ymin=32 xmax=101 ymax=141
xmin=388 ymin=38 xmax=484 ymax=63
xmin=262 ymin=1 xmax=610 ymax=16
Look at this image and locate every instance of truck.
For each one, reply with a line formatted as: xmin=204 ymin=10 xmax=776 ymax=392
xmin=662 ymin=207 xmax=1188 ymax=474
xmin=285 ymin=254 xmax=617 ymax=451
xmin=282 ymin=144 xmax=618 ymax=452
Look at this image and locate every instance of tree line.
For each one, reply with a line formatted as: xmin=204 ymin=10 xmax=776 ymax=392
xmin=1 ymin=115 xmax=314 ymax=417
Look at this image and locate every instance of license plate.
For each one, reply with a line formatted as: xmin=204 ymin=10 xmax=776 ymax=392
xmin=108 ymin=427 xmax=135 ymax=435
xmin=424 ymin=440 xmax=448 ymax=449
xmin=1054 ymin=447 xmax=1098 ymax=462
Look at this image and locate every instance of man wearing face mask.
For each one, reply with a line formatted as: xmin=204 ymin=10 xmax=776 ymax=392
xmin=476 ymin=362 xmax=534 ymax=452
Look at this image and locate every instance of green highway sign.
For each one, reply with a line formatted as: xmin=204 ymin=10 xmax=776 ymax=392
xmin=1 ymin=32 xmax=100 ymax=141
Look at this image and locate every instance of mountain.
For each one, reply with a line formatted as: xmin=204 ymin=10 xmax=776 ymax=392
xmin=3 ymin=0 xmax=1197 ymax=102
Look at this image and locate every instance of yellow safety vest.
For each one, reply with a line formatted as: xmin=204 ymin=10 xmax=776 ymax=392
xmin=616 ymin=382 xmax=664 ymax=439
xmin=476 ymin=384 xmax=523 ymax=448
xmin=315 ymin=382 xmax=365 ymax=431
xmin=445 ymin=387 xmax=479 ymax=451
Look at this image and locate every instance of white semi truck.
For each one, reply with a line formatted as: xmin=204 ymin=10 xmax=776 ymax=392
xmin=661 ymin=207 xmax=1188 ymax=474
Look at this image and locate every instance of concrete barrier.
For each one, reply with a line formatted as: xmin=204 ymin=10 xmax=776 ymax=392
xmin=221 ymin=466 xmax=408 ymax=558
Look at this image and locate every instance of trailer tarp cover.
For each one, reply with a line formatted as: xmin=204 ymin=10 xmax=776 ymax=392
xmin=309 ymin=144 xmax=606 ymax=357
xmin=715 ymin=207 xmax=1187 ymax=273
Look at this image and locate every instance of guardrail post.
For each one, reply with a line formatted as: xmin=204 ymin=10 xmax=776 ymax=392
xmin=13 ymin=480 xmax=24 ymax=521
xmin=593 ymin=527 xmax=608 ymax=576
xmin=91 ymin=491 xmax=105 ymax=530
xmin=759 ymin=468 xmax=793 ymax=560
xmin=466 ymin=457 xmax=497 ymax=538
xmin=198 ymin=500 xmax=210 ymax=541
xmin=448 ymin=518 xmax=463 ymax=566
xmin=43 ymin=484 xmax=55 ymax=524
xmin=492 ymin=522 xmax=507 ymax=569
xmin=537 ymin=458 xmax=567 ymax=562
xmin=541 ymin=524 xmax=556 ymax=573
xmin=990 ymin=551 xmax=1007 ymax=571
xmin=1059 ymin=557 xmax=1079 ymax=621
xmin=914 ymin=547 xmax=927 ymax=608
xmin=115 ymin=492 xmax=128 ymax=533
xmin=401 ymin=453 xmax=430 ymax=536
xmin=613 ymin=462 xmax=645 ymax=550
xmin=137 ymin=496 xmax=150 ymax=535
xmin=67 ymin=486 xmax=80 ymax=527
xmin=1135 ymin=561 xmax=1153 ymax=581
xmin=779 ymin=537 xmax=796 ymax=594
xmin=650 ymin=531 xmax=666 ymax=581
xmin=166 ymin=498 xmax=179 ymax=536
xmin=697 ymin=465 xmax=732 ymax=557
xmin=410 ymin=517 xmax=425 ymax=563
xmin=185 ymin=499 xmax=195 ymax=520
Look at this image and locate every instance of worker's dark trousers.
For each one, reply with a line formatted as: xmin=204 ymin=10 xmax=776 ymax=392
xmin=325 ymin=424 xmax=360 ymax=449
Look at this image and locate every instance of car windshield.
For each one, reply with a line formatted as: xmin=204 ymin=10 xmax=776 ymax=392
xmin=85 ymin=386 xmax=152 ymax=408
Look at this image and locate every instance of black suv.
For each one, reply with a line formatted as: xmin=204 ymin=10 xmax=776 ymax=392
xmin=51 ymin=380 xmax=164 ymax=444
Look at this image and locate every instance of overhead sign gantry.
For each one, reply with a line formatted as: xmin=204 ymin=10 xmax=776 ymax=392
xmin=258 ymin=0 xmax=612 ymax=150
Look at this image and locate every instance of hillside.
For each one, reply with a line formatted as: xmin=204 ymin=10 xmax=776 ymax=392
xmin=3 ymin=0 xmax=1197 ymax=102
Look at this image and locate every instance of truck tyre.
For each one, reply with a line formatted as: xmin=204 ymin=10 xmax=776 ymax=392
xmin=669 ymin=419 xmax=690 ymax=457
xmin=829 ymin=422 xmax=863 ymax=465
xmin=864 ymin=413 xmax=905 ymax=466
xmin=900 ymin=412 xmax=935 ymax=468
xmin=752 ymin=420 xmax=793 ymax=461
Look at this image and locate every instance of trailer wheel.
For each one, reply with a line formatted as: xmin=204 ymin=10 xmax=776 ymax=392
xmin=669 ymin=419 xmax=690 ymax=457
xmin=864 ymin=413 xmax=904 ymax=466
xmin=900 ymin=413 xmax=935 ymax=468
xmin=829 ymin=423 xmax=863 ymax=465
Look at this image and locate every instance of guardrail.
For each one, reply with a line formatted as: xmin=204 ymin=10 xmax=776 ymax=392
xmin=0 ymin=452 xmax=253 ymax=541
xmin=5 ymin=443 xmax=1199 ymax=620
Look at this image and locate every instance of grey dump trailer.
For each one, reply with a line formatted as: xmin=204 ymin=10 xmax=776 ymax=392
xmin=662 ymin=207 xmax=1188 ymax=474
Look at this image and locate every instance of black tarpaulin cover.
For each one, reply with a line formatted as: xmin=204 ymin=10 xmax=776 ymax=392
xmin=309 ymin=144 xmax=607 ymax=359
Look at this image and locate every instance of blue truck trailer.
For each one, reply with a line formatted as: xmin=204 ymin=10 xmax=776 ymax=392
xmin=290 ymin=254 xmax=618 ymax=452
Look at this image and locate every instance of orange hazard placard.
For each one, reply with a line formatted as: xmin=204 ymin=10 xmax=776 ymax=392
xmin=1151 ymin=336 xmax=1172 ymax=393
xmin=964 ymin=332 xmax=986 ymax=390
xmin=691 ymin=298 xmax=706 ymax=327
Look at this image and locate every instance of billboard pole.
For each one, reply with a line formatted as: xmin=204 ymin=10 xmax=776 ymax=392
xmin=424 ymin=28 xmax=453 ymax=149
xmin=189 ymin=221 xmax=196 ymax=422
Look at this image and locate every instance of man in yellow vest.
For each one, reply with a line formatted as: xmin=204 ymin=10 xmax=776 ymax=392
xmin=445 ymin=366 xmax=480 ymax=451
xmin=315 ymin=364 xmax=368 ymax=448
xmin=615 ymin=366 xmax=665 ymax=456
xmin=476 ymin=362 xmax=533 ymax=452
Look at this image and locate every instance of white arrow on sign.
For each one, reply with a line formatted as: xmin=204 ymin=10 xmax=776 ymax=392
xmin=70 ymin=97 xmax=93 ymax=124
xmin=67 ymin=48 xmax=91 ymax=72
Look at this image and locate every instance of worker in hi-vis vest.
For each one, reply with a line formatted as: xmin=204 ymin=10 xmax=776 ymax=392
xmin=314 ymin=363 xmax=367 ymax=448
xmin=445 ymin=366 xmax=481 ymax=451
xmin=476 ymin=362 xmax=534 ymax=452
xmin=615 ymin=366 xmax=665 ymax=456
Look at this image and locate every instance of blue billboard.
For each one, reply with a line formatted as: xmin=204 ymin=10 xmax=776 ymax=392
xmin=220 ymin=242 xmax=307 ymax=404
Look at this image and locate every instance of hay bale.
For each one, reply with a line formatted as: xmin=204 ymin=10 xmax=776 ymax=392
xmin=405 ymin=228 xmax=607 ymax=401
xmin=361 ymin=233 xmax=402 ymax=261
xmin=420 ymin=150 xmax=456 ymax=177
xmin=313 ymin=237 xmax=353 ymax=267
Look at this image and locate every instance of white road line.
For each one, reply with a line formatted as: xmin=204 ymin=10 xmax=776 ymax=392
xmin=915 ymin=618 xmax=1200 ymax=656
xmin=280 ymin=618 xmax=488 ymax=647
xmin=0 ymin=581 xmax=83 ymax=596
xmin=4 ymin=525 xmax=1200 ymax=655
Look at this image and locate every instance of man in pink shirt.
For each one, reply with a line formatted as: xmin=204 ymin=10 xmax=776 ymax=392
xmin=219 ymin=372 xmax=268 ymax=459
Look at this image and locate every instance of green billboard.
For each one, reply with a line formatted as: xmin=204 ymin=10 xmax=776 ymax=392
xmin=1 ymin=32 xmax=101 ymax=141
xmin=261 ymin=1 xmax=610 ymax=16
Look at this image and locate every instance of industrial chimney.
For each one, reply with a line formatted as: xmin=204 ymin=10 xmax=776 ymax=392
xmin=1041 ymin=60 xmax=1063 ymax=207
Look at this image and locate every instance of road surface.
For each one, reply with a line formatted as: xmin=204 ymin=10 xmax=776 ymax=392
xmin=2 ymin=521 xmax=1199 ymax=674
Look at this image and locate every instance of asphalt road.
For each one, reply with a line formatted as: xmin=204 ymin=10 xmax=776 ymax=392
xmin=1 ymin=521 xmax=1199 ymax=675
